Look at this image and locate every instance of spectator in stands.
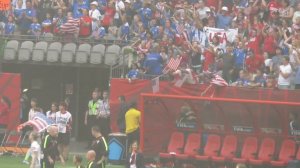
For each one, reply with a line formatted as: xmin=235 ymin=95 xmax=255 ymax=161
xmin=127 ymin=63 xmax=140 ymax=80
xmin=114 ymin=0 xmax=126 ymax=27
xmin=120 ymin=16 xmax=130 ymax=42
xmin=92 ymin=20 xmax=106 ymax=40
xmin=4 ymin=16 xmax=16 ymax=36
xmin=52 ymin=8 xmax=66 ymax=35
xmin=231 ymin=70 xmax=250 ymax=87
xmin=42 ymin=12 xmax=53 ymax=34
xmin=233 ymin=42 xmax=247 ymax=71
xmin=101 ymin=1 xmax=116 ymax=32
xmin=245 ymin=49 xmax=264 ymax=73
xmin=89 ymin=1 xmax=101 ymax=32
xmin=294 ymin=46 xmax=300 ymax=89
xmin=13 ymin=0 xmax=26 ymax=18
xmin=28 ymin=17 xmax=41 ymax=37
xmin=221 ymin=45 xmax=235 ymax=83
xmin=143 ymin=45 xmax=163 ymax=75
xmin=73 ymin=0 xmax=89 ymax=19
xmin=79 ymin=9 xmax=92 ymax=38
xmin=216 ymin=6 xmax=232 ymax=29
xmin=249 ymin=69 xmax=266 ymax=88
xmin=278 ymin=56 xmax=292 ymax=89
xmin=18 ymin=1 xmax=36 ymax=35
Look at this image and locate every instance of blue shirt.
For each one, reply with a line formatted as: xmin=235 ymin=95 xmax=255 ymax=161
xmin=295 ymin=66 xmax=300 ymax=84
xmin=150 ymin=26 xmax=160 ymax=40
xmin=26 ymin=8 xmax=36 ymax=17
xmin=4 ymin=22 xmax=15 ymax=35
xmin=30 ymin=23 xmax=41 ymax=32
xmin=164 ymin=28 xmax=175 ymax=40
xmin=233 ymin=48 xmax=246 ymax=69
xmin=128 ymin=69 xmax=139 ymax=79
xmin=73 ymin=0 xmax=89 ymax=18
xmin=14 ymin=8 xmax=24 ymax=17
xmin=139 ymin=8 xmax=152 ymax=28
xmin=143 ymin=53 xmax=163 ymax=75
xmin=98 ymin=27 xmax=106 ymax=38
xmin=216 ymin=14 xmax=232 ymax=29
xmin=121 ymin=23 xmax=130 ymax=41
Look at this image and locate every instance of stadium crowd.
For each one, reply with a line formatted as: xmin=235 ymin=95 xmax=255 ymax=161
xmin=1 ymin=0 xmax=300 ymax=90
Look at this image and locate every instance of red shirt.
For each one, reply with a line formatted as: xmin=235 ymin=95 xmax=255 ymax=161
xmin=0 ymin=102 xmax=9 ymax=126
xmin=247 ymin=35 xmax=263 ymax=54
xmin=79 ymin=16 xmax=92 ymax=36
xmin=102 ymin=7 xmax=116 ymax=27
xmin=203 ymin=49 xmax=215 ymax=71
xmin=206 ymin=0 xmax=219 ymax=11
xmin=263 ymin=35 xmax=277 ymax=55
xmin=268 ymin=1 xmax=282 ymax=18
xmin=245 ymin=54 xmax=264 ymax=73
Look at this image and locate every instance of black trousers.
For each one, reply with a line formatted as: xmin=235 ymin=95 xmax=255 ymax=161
xmin=127 ymin=128 xmax=140 ymax=147
xmin=41 ymin=158 xmax=54 ymax=168
xmin=87 ymin=115 xmax=98 ymax=146
xmin=98 ymin=117 xmax=111 ymax=139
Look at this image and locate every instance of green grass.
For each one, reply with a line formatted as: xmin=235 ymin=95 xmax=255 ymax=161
xmin=0 ymin=155 xmax=125 ymax=168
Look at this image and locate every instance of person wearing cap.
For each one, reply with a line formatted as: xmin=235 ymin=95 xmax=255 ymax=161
xmin=216 ymin=6 xmax=232 ymax=29
xmin=196 ymin=0 xmax=211 ymax=19
xmin=89 ymin=1 xmax=102 ymax=32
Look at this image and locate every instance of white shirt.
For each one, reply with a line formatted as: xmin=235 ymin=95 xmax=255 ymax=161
xmin=55 ymin=111 xmax=72 ymax=133
xmin=46 ymin=111 xmax=57 ymax=122
xmin=293 ymin=11 xmax=300 ymax=24
xmin=30 ymin=141 xmax=41 ymax=168
xmin=129 ymin=153 xmax=137 ymax=168
xmin=114 ymin=0 xmax=125 ymax=19
xmin=278 ymin=64 xmax=292 ymax=86
xmin=89 ymin=9 xmax=102 ymax=31
xmin=99 ymin=99 xmax=110 ymax=117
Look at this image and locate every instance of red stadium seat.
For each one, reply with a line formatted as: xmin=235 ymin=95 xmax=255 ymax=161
xmin=159 ymin=132 xmax=185 ymax=159
xmin=297 ymin=146 xmax=300 ymax=160
xmin=195 ymin=134 xmax=221 ymax=161
xmin=249 ymin=138 xmax=276 ymax=165
xmin=270 ymin=139 xmax=296 ymax=166
xmin=212 ymin=135 xmax=238 ymax=162
xmin=175 ymin=133 xmax=201 ymax=160
xmin=233 ymin=137 xmax=258 ymax=163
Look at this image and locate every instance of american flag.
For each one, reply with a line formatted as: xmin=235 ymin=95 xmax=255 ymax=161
xmin=176 ymin=24 xmax=185 ymax=35
xmin=151 ymin=76 xmax=160 ymax=93
xmin=60 ymin=18 xmax=80 ymax=34
xmin=163 ymin=57 xmax=182 ymax=73
xmin=210 ymin=74 xmax=228 ymax=86
xmin=17 ymin=113 xmax=55 ymax=133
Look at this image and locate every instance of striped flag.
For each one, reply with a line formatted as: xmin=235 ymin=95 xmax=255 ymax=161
xmin=163 ymin=57 xmax=182 ymax=73
xmin=211 ymin=74 xmax=228 ymax=86
xmin=176 ymin=24 xmax=185 ymax=35
xmin=151 ymin=76 xmax=160 ymax=93
xmin=17 ymin=113 xmax=55 ymax=133
xmin=60 ymin=18 xmax=80 ymax=34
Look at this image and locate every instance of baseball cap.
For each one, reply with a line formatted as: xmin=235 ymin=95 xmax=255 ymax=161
xmin=90 ymin=1 xmax=98 ymax=6
xmin=221 ymin=6 xmax=228 ymax=11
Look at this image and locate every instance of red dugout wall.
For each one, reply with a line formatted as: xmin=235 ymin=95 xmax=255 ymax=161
xmin=0 ymin=73 xmax=21 ymax=130
xmin=110 ymin=79 xmax=300 ymax=155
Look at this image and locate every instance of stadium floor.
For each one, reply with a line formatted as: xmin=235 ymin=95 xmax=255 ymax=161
xmin=0 ymin=155 xmax=125 ymax=168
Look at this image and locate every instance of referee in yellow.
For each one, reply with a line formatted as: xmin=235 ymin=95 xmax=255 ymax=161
xmin=125 ymin=102 xmax=141 ymax=146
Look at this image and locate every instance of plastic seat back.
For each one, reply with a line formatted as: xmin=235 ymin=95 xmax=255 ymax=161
xmin=277 ymin=139 xmax=296 ymax=162
xmin=183 ymin=133 xmax=201 ymax=156
xmin=220 ymin=135 xmax=238 ymax=159
xmin=241 ymin=137 xmax=258 ymax=160
xmin=258 ymin=138 xmax=276 ymax=162
xmin=204 ymin=134 xmax=221 ymax=157
xmin=167 ymin=132 xmax=185 ymax=154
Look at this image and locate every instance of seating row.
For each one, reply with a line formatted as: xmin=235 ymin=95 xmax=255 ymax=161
xmin=3 ymin=40 xmax=132 ymax=66
xmin=159 ymin=132 xmax=300 ymax=167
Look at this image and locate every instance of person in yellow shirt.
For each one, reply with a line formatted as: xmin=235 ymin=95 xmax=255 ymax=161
xmin=125 ymin=102 xmax=141 ymax=146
